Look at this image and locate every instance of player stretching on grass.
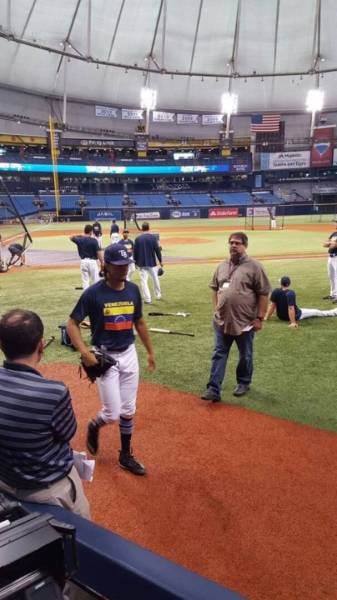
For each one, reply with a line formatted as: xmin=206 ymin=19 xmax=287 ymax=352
xmin=265 ymin=276 xmax=337 ymax=327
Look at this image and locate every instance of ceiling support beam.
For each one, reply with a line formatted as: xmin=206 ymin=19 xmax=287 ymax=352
xmin=2 ymin=27 xmax=337 ymax=81
xmin=272 ymin=0 xmax=280 ymax=74
xmin=106 ymin=0 xmax=125 ymax=61
xmin=189 ymin=0 xmax=203 ymax=73
xmin=311 ymin=0 xmax=322 ymax=87
xmin=56 ymin=0 xmax=82 ymax=77
xmin=161 ymin=0 xmax=167 ymax=70
xmin=227 ymin=0 xmax=241 ymax=91
xmin=6 ymin=0 xmax=11 ymax=32
xmin=10 ymin=0 xmax=37 ymax=65
xmin=87 ymin=0 xmax=92 ymax=58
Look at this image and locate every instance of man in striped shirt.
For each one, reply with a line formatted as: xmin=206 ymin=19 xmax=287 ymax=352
xmin=0 ymin=309 xmax=90 ymax=518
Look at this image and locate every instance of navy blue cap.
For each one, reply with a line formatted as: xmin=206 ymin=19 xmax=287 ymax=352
xmin=280 ymin=276 xmax=291 ymax=286
xmin=104 ymin=243 xmax=131 ymax=265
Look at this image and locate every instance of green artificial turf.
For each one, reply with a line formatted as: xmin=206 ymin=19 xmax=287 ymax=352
xmin=1 ymin=256 xmax=336 ymax=432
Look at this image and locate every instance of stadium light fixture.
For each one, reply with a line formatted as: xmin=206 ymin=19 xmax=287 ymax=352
xmin=306 ymin=89 xmax=324 ymax=112
xmin=221 ymin=92 xmax=238 ymax=139
xmin=221 ymin=92 xmax=238 ymax=115
xmin=306 ymin=89 xmax=324 ymax=137
xmin=140 ymin=87 xmax=157 ymax=135
xmin=140 ymin=87 xmax=157 ymax=111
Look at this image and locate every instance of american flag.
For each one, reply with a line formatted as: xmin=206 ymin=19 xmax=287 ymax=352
xmin=250 ymin=114 xmax=280 ymax=132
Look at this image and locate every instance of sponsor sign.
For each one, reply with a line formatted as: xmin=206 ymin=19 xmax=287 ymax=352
xmin=230 ymin=155 xmax=252 ymax=173
xmin=260 ymin=151 xmax=310 ymax=170
xmin=153 ymin=111 xmax=175 ymax=123
xmin=177 ymin=113 xmax=199 ymax=125
xmin=135 ymin=211 xmax=160 ymax=220
xmin=202 ymin=114 xmax=224 ymax=126
xmin=64 ymin=138 xmax=133 ymax=148
xmin=87 ymin=209 xmax=122 ymax=220
xmin=122 ymin=108 xmax=144 ymax=120
xmin=208 ymin=207 xmax=239 ymax=218
xmin=311 ymin=126 xmax=335 ymax=167
xmin=246 ymin=206 xmax=271 ymax=217
xmin=95 ymin=105 xmax=118 ymax=118
xmin=173 ymin=152 xmax=195 ymax=160
xmin=170 ymin=209 xmax=200 ymax=219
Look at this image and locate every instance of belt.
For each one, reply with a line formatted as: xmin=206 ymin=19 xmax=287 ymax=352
xmin=81 ymin=257 xmax=96 ymax=261
xmin=101 ymin=344 xmax=130 ymax=353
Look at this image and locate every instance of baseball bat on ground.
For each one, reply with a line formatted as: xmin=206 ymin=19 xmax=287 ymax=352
xmin=43 ymin=336 xmax=55 ymax=349
xmin=149 ymin=327 xmax=194 ymax=337
xmin=148 ymin=311 xmax=191 ymax=318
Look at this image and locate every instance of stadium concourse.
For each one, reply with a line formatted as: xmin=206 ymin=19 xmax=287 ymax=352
xmin=1 ymin=1 xmax=337 ymax=599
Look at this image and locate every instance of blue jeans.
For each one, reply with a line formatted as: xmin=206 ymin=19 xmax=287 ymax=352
xmin=206 ymin=322 xmax=255 ymax=396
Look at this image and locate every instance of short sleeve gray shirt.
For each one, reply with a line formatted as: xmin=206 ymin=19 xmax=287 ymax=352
xmin=210 ymin=255 xmax=271 ymax=335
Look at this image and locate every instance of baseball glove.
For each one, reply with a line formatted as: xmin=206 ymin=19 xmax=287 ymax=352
xmin=157 ymin=267 xmax=164 ymax=276
xmin=80 ymin=349 xmax=117 ymax=384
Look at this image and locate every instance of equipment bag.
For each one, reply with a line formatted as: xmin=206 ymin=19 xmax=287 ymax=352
xmin=59 ymin=324 xmax=75 ymax=349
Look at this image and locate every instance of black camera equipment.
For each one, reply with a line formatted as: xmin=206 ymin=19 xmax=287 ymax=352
xmin=0 ymin=493 xmax=77 ymax=599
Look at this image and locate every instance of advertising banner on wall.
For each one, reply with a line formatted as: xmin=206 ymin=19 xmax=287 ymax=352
xmin=246 ymin=206 xmax=271 ymax=217
xmin=260 ymin=151 xmax=310 ymax=170
xmin=95 ymin=105 xmax=118 ymax=118
xmin=86 ymin=210 xmax=122 ymax=220
xmin=170 ymin=209 xmax=201 ymax=219
xmin=310 ymin=125 xmax=335 ymax=167
xmin=153 ymin=111 xmax=175 ymax=123
xmin=135 ymin=211 xmax=160 ymax=220
xmin=208 ymin=207 xmax=239 ymax=218
xmin=121 ymin=109 xmax=144 ymax=120
xmin=202 ymin=114 xmax=223 ymax=126
xmin=177 ymin=113 xmax=199 ymax=125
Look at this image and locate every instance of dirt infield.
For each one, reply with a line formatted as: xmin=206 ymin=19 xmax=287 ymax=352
xmin=40 ymin=363 xmax=337 ymax=600
xmin=13 ymin=222 xmax=332 ymax=268
xmin=28 ymin=222 xmax=335 ymax=238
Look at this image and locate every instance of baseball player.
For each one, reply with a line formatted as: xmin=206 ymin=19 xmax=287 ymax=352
xmin=133 ymin=222 xmax=163 ymax=304
xmin=70 ymin=224 xmax=104 ymax=290
xmin=323 ymin=220 xmax=337 ymax=302
xmin=119 ymin=229 xmax=135 ymax=280
xmin=92 ymin=221 xmax=103 ymax=248
xmin=110 ymin=219 xmax=120 ymax=244
xmin=7 ymin=243 xmax=26 ymax=267
xmin=265 ymin=275 xmax=337 ymax=327
xmin=66 ymin=243 xmax=155 ymax=476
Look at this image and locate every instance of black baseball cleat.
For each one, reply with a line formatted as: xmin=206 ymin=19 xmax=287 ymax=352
xmin=322 ymin=295 xmax=334 ymax=300
xmin=233 ymin=384 xmax=250 ymax=397
xmin=87 ymin=419 xmax=100 ymax=455
xmin=119 ymin=451 xmax=146 ymax=476
xmin=201 ymin=389 xmax=221 ymax=402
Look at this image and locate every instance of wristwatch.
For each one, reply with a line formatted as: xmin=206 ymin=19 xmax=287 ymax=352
xmin=256 ymin=316 xmax=263 ymax=321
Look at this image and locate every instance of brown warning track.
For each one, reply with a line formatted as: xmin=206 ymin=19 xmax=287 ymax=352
xmin=30 ymin=222 xmax=336 ymax=237
xmin=40 ymin=363 xmax=337 ymax=600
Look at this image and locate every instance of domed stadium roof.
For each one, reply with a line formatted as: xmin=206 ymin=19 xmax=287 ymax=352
xmin=0 ymin=0 xmax=336 ymax=113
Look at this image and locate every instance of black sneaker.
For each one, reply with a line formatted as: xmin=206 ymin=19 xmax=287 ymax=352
xmin=87 ymin=419 xmax=100 ymax=455
xmin=233 ymin=384 xmax=250 ymax=397
xmin=322 ymin=295 xmax=334 ymax=300
xmin=119 ymin=451 xmax=146 ymax=476
xmin=201 ymin=389 xmax=221 ymax=402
